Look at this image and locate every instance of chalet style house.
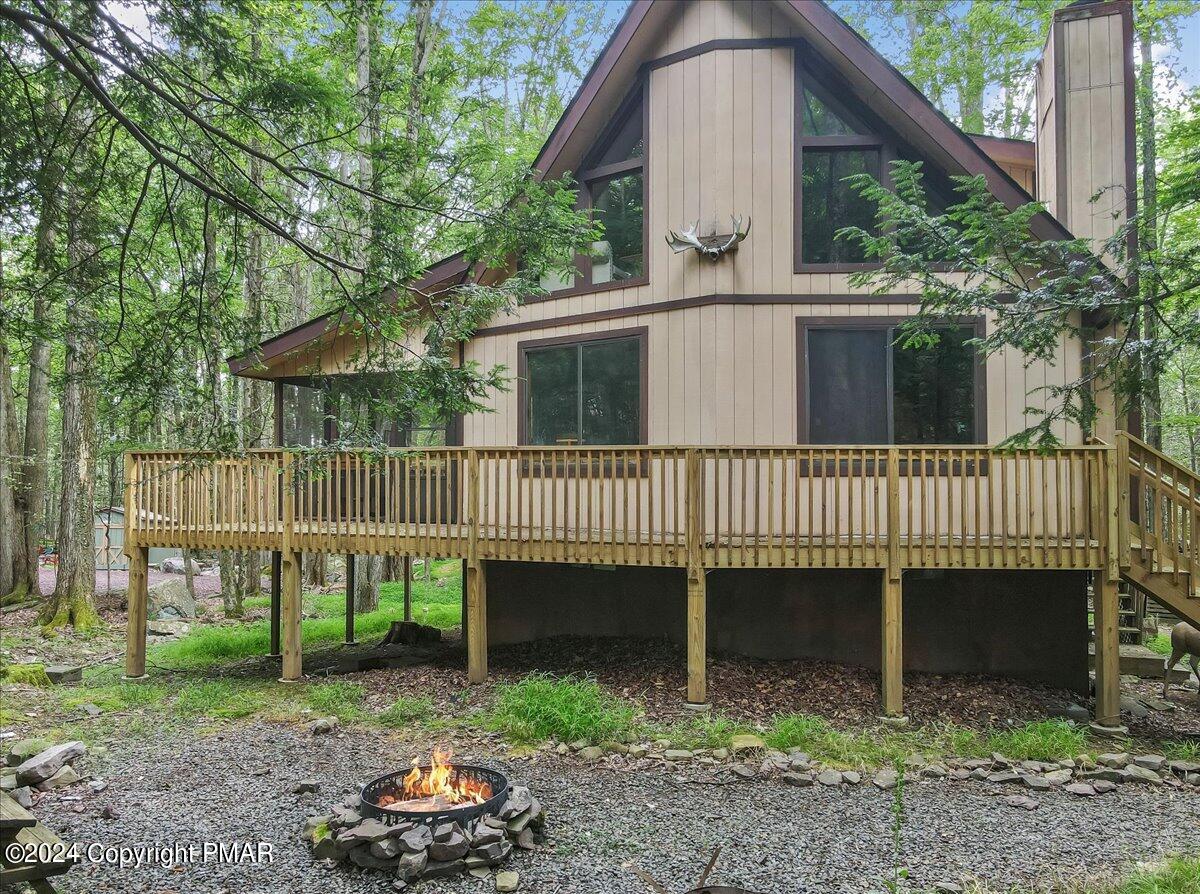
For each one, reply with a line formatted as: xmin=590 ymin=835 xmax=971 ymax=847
xmin=121 ymin=0 xmax=1200 ymax=728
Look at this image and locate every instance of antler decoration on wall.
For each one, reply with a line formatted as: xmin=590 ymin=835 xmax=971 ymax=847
xmin=665 ymin=215 xmax=751 ymax=261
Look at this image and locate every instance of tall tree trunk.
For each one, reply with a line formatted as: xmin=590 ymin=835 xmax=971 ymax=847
xmin=15 ymin=80 xmax=60 ymax=602
xmin=0 ymin=248 xmax=18 ymax=599
xmin=352 ymin=0 xmax=381 ymax=614
xmin=41 ymin=5 xmax=99 ymax=630
xmin=1137 ymin=22 xmax=1162 ymax=449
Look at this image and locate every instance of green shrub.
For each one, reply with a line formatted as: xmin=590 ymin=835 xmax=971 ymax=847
xmin=983 ymin=720 xmax=1086 ymax=761
xmin=484 ymin=674 xmax=636 ymax=745
xmin=1117 ymin=856 xmax=1200 ymax=894
xmin=1144 ymin=634 xmax=1173 ymax=656
xmin=378 ymin=696 xmax=435 ymax=728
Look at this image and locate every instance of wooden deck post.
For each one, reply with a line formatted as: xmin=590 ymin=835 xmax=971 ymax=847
xmin=403 ymin=555 xmax=413 ymax=622
xmin=280 ymin=549 xmax=303 ymax=682
xmin=685 ymin=449 xmax=707 ymax=704
xmin=123 ymin=545 xmax=150 ymax=680
xmin=881 ymin=570 xmax=903 ymax=716
xmin=465 ymin=449 xmax=487 ymax=684
xmin=466 ymin=561 xmax=488 ymax=683
xmin=687 ymin=570 xmax=707 ymax=704
xmin=344 ymin=553 xmax=356 ymax=645
xmin=1093 ymin=574 xmax=1121 ymax=727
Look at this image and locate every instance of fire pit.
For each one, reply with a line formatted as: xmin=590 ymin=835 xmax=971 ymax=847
xmin=303 ymin=747 xmax=543 ymax=885
xmin=360 ymin=747 xmax=509 ymax=827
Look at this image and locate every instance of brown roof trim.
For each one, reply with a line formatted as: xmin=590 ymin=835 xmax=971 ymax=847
xmin=530 ymin=0 xmax=654 ymax=177
xmin=227 ymin=252 xmax=471 ymax=376
xmin=784 ymin=0 xmax=1072 ymax=243
xmin=968 ymin=133 xmax=1036 ymax=168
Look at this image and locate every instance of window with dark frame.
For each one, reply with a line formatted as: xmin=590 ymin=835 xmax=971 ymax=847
xmin=802 ymin=323 xmax=981 ymax=445
xmin=539 ymin=85 xmax=646 ymax=294
xmin=524 ymin=335 xmax=642 ymax=446
xmin=797 ymin=76 xmax=884 ymax=266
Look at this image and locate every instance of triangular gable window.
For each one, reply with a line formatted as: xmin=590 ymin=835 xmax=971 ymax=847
xmin=800 ymin=85 xmax=866 ymax=136
xmin=586 ymin=93 xmax=644 ymax=168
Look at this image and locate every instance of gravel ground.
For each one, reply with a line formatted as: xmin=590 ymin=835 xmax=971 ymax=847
xmin=42 ymin=722 xmax=1200 ymax=894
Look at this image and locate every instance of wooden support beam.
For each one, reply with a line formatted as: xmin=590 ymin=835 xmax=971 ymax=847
xmin=280 ymin=550 xmax=303 ymax=682
xmin=403 ymin=555 xmax=412 ymax=622
xmin=344 ymin=553 xmax=356 ymax=645
xmin=881 ymin=570 xmax=903 ymax=716
xmin=123 ymin=545 xmax=149 ymax=680
xmin=269 ymin=551 xmax=282 ymax=657
xmin=466 ymin=561 xmax=487 ymax=684
xmin=1093 ymin=574 xmax=1121 ymax=727
xmin=687 ymin=570 xmax=707 ymax=704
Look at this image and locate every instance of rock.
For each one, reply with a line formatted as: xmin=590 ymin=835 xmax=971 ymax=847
xmin=904 ymin=755 xmax=927 ymax=771
xmin=10 ymin=786 xmax=33 ymax=808
xmin=555 ymin=743 xmax=569 ymax=755
xmin=1124 ymin=765 xmax=1162 ymax=785
xmin=470 ymin=840 xmax=512 ymax=865
xmin=370 ymin=838 xmax=401 ymax=860
xmin=514 ymin=828 xmax=539 ymax=851
xmin=873 ymin=770 xmax=898 ymax=791
xmin=147 ymin=577 xmax=198 ymax=619
xmin=1097 ymin=752 xmax=1130 ymax=769
xmin=433 ymin=821 xmax=458 ymax=842
xmin=422 ymin=858 xmax=466 ymax=879
xmin=628 ymin=744 xmax=649 ymax=759
xmin=159 ymin=555 xmax=201 ymax=575
xmin=0 ymin=773 xmax=14 ymax=793
xmin=98 ymin=804 xmax=118 ymax=820
xmin=471 ymin=824 xmax=506 ymax=847
xmin=990 ymin=753 xmax=1012 ymax=769
xmin=81 ymin=703 xmax=103 ymax=717
xmin=985 ymin=771 xmax=1022 ymax=785
xmin=1005 ymin=794 xmax=1039 ymax=810
xmin=1092 ymin=780 xmax=1118 ymax=794
xmin=730 ymin=764 xmax=756 ymax=779
xmin=303 ymin=815 xmax=333 ymax=840
xmin=921 ymin=764 xmax=948 ymax=779
xmin=969 ymin=768 xmax=989 ymax=781
xmin=842 ymin=771 xmax=862 ymax=785
xmin=781 ymin=771 xmax=814 ymax=787
xmin=310 ymin=717 xmax=339 ymax=735
xmin=817 ymin=770 xmax=843 ymax=787
xmin=16 ymin=741 xmax=86 ymax=786
xmin=1120 ymin=696 xmax=1150 ymax=719
xmin=311 ymin=834 xmax=344 ymax=863
xmin=7 ymin=738 xmax=53 ymax=767
xmin=664 ymin=749 xmax=693 ymax=761
xmin=146 ymin=619 xmax=190 ymax=637
xmin=950 ymin=769 xmax=971 ymax=781
xmin=348 ymin=844 xmax=397 ymax=870
xmin=567 ymin=740 xmax=589 ymax=751
xmin=1133 ymin=754 xmax=1167 ymax=773
xmin=329 ymin=805 xmax=362 ymax=829
xmin=1065 ymin=782 xmax=1096 ymax=796
xmin=396 ymin=849 xmax=428 ymax=881
xmin=292 ymin=779 xmax=321 ymax=795
xmin=495 ymin=870 xmax=520 ymax=892
xmin=500 ymin=786 xmax=533 ymax=818
xmin=1136 ymin=696 xmax=1175 ymax=713
xmin=1169 ymin=760 xmax=1200 ymax=776
xmin=1082 ymin=767 xmax=1130 ymax=784
xmin=36 ymin=765 xmax=81 ymax=791
xmin=429 ymin=831 xmax=469 ymax=862
xmin=1021 ymin=775 xmax=1051 ymax=791
xmin=1055 ymin=703 xmax=1092 ymax=724
xmin=337 ymin=819 xmax=393 ymax=847
xmin=506 ymin=804 xmax=537 ymax=835
xmin=730 ymin=734 xmax=766 ymax=753
xmin=469 ymin=866 xmax=492 ymax=879
xmin=397 ymin=825 xmax=433 ymax=854
xmin=711 ymin=748 xmax=729 ymax=761
xmin=577 ymin=746 xmax=604 ymax=761
xmin=45 ymin=665 xmax=83 ymax=684
xmin=1186 ymin=774 xmax=1200 ymax=786
xmin=1044 ymin=769 xmax=1073 ymax=786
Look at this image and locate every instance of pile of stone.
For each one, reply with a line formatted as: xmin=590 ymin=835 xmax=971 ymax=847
xmin=1 ymin=739 xmax=89 ymax=807
xmin=303 ymin=783 xmax=542 ymax=891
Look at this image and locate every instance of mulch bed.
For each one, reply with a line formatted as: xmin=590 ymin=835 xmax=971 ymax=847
xmin=290 ymin=633 xmax=1096 ymax=730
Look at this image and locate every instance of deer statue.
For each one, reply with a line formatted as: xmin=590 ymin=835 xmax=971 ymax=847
xmin=1162 ymin=621 xmax=1200 ymax=700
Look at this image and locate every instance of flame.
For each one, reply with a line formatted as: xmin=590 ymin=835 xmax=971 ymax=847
xmin=379 ymin=747 xmax=493 ymax=813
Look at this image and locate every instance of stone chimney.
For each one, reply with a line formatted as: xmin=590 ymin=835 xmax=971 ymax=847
xmin=1035 ymin=0 xmax=1135 ymax=260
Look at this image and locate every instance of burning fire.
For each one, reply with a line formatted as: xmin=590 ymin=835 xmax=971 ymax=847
xmin=379 ymin=747 xmax=493 ymax=813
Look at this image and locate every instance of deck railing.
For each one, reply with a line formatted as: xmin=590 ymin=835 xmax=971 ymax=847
xmin=125 ymin=444 xmax=1111 ymax=571
xmin=1122 ymin=432 xmax=1200 ymax=584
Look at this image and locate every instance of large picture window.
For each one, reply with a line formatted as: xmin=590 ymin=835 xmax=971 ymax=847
xmin=798 ymin=319 xmax=984 ymax=444
xmin=520 ymin=330 xmax=645 ymax=446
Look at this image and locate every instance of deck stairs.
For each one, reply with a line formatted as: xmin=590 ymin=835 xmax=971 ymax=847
xmin=1118 ymin=434 xmax=1200 ymax=631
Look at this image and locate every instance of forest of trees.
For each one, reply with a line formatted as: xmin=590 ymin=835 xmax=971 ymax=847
xmin=1 ymin=0 xmax=1198 ymax=632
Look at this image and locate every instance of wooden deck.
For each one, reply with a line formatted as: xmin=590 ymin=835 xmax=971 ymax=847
xmin=120 ymin=435 xmax=1200 ymax=721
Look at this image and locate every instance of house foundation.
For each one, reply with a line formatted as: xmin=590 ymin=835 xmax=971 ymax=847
xmin=484 ymin=563 xmax=1089 ymax=693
